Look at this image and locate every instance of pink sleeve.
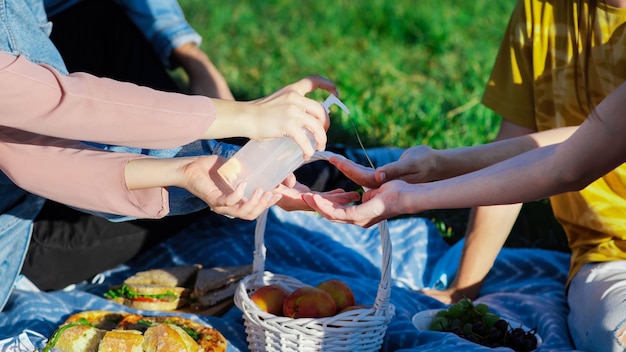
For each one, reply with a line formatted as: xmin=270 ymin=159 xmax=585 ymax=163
xmin=0 ymin=53 xmax=214 ymax=148
xmin=0 ymin=127 xmax=169 ymax=219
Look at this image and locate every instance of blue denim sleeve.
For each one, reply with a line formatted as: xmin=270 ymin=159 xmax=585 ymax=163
xmin=112 ymin=0 xmax=202 ymax=68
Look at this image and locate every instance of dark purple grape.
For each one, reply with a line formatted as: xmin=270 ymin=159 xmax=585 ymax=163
xmin=488 ymin=326 xmax=504 ymax=340
xmin=472 ymin=322 xmax=487 ymax=336
xmin=494 ymin=319 xmax=508 ymax=332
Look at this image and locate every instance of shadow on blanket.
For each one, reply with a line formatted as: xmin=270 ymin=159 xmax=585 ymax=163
xmin=0 ymin=207 xmax=577 ymax=351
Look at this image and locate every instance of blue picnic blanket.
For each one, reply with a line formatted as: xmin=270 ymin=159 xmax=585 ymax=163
xmin=0 ymin=206 xmax=577 ymax=351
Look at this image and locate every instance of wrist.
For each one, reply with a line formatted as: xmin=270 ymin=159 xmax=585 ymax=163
xmin=206 ymin=100 xmax=256 ymax=139
xmin=125 ymin=157 xmax=193 ymax=190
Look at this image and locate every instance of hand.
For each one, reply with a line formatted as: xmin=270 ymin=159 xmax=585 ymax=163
xmin=419 ymin=288 xmax=469 ymax=305
xmin=328 ymin=155 xmax=381 ymax=189
xmin=210 ymin=75 xmax=338 ymax=159
xmin=125 ymin=156 xmax=281 ymax=220
xmin=179 ymin=156 xmax=282 ymax=219
xmin=302 ymin=180 xmax=412 ymax=227
xmin=249 ymin=75 xmax=338 ymax=158
xmin=375 ymin=145 xmax=441 ymax=184
xmin=171 ymin=43 xmax=235 ymax=100
xmin=274 ymin=181 xmax=361 ymax=212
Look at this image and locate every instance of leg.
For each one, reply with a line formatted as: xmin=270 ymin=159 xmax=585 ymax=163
xmin=23 ymin=201 xmax=205 ymax=290
xmin=21 ymin=0 xmax=203 ymax=289
xmin=567 ymin=261 xmax=626 ymax=352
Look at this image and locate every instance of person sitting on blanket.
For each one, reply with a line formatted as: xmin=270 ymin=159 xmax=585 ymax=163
xmin=0 ymin=0 xmax=361 ymax=313
xmin=304 ymin=1 xmax=626 ymax=351
xmin=19 ymin=0 xmax=239 ymax=294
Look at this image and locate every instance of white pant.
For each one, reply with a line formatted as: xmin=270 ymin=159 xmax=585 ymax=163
xmin=568 ymin=261 xmax=626 ymax=352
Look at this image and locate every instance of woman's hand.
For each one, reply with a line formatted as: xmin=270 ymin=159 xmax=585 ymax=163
xmin=419 ymin=288 xmax=473 ymax=305
xmin=302 ymin=180 xmax=412 ymax=228
xmin=125 ymin=155 xmax=281 ymax=220
xmin=210 ymin=75 xmax=338 ymax=159
xmin=374 ymin=145 xmax=442 ymax=183
xmin=274 ymin=181 xmax=361 ymax=212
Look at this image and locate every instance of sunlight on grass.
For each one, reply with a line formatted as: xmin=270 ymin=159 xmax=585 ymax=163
xmin=178 ymin=0 xmax=516 ymax=149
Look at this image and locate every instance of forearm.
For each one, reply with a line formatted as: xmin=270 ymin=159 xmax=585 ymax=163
xmin=171 ymin=43 xmax=235 ymax=100
xmin=450 ymin=205 xmax=521 ymax=297
xmin=125 ymin=157 xmax=196 ymax=190
xmin=0 ymin=53 xmax=214 ymax=148
xmin=433 ymin=126 xmax=577 ymax=179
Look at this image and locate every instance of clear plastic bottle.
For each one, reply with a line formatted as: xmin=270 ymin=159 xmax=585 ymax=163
xmin=217 ymin=94 xmax=350 ymax=198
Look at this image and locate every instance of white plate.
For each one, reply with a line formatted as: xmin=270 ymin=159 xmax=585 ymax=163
xmin=412 ymin=309 xmax=542 ymax=349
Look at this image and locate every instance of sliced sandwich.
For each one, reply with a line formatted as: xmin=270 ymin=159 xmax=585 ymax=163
xmin=191 ymin=264 xmax=252 ymax=309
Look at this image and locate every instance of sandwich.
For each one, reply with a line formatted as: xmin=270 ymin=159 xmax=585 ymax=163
xmin=191 ymin=264 xmax=252 ymax=310
xmin=105 ymin=265 xmax=202 ymax=311
xmin=122 ymin=264 xmax=202 ymax=287
xmin=44 ymin=310 xmax=227 ymax=352
xmin=105 ymin=284 xmax=188 ymax=311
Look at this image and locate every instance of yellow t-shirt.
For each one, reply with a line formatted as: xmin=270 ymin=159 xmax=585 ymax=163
xmin=481 ymin=0 xmax=626 ymax=285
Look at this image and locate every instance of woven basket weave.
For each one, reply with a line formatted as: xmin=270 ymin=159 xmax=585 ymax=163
xmin=234 ymin=152 xmax=395 ymax=352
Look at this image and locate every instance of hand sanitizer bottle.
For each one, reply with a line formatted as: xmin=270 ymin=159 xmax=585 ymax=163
xmin=217 ymin=94 xmax=350 ymax=198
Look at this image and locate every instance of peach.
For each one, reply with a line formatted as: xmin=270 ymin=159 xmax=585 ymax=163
xmin=250 ymin=284 xmax=289 ymax=316
xmin=317 ymin=279 xmax=355 ymax=312
xmin=283 ymin=286 xmax=337 ymax=318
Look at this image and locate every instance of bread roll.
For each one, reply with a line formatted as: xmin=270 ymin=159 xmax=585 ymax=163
xmin=124 ymin=265 xmax=202 ymax=287
xmin=98 ymin=330 xmax=143 ymax=352
xmin=54 ymin=324 xmax=105 ymax=352
xmin=143 ymin=323 xmax=200 ymax=352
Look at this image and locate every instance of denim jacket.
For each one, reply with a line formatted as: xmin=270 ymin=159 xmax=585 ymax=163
xmin=0 ymin=0 xmax=238 ymax=311
xmin=43 ymin=0 xmax=202 ymax=68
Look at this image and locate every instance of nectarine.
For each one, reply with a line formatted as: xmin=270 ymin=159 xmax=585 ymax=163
xmin=317 ymin=279 xmax=355 ymax=312
xmin=250 ymin=284 xmax=289 ymax=316
xmin=283 ymin=286 xmax=337 ymax=318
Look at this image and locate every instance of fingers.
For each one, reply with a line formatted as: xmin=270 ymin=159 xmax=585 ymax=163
xmin=302 ymin=193 xmax=378 ymax=228
xmin=289 ymin=122 xmax=317 ymax=159
xmin=329 ymin=156 xmax=379 ymax=188
xmin=211 ymin=185 xmax=282 ymax=220
xmin=375 ymin=160 xmax=415 ymax=183
xmin=302 ymin=96 xmax=331 ymax=130
xmin=290 ymin=75 xmax=338 ymax=97
xmin=300 ymin=114 xmax=328 ymax=154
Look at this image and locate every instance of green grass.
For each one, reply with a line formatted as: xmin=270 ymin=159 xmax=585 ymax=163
xmin=180 ymin=0 xmax=513 ymax=149
xmin=177 ymin=0 xmax=569 ymax=251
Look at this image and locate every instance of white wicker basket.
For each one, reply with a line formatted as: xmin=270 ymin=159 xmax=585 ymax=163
xmin=234 ymin=152 xmax=395 ymax=351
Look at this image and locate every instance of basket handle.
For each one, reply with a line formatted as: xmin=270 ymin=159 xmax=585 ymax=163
xmin=250 ymin=151 xmax=393 ymax=316
xmin=250 ymin=207 xmax=269 ymax=287
xmin=373 ymin=218 xmax=392 ymax=316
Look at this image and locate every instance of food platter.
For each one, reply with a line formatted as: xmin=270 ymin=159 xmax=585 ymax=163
xmin=412 ymin=309 xmax=542 ymax=351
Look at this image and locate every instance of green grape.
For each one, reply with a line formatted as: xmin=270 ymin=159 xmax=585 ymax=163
xmin=429 ymin=316 xmax=449 ymax=331
xmin=475 ymin=303 xmax=489 ymax=316
xmin=482 ymin=312 xmax=500 ymax=329
xmin=447 ymin=303 xmax=465 ymax=318
xmin=435 ymin=309 xmax=448 ymax=318
xmin=462 ymin=323 xmax=473 ymax=335
xmin=426 ymin=300 xmax=539 ymax=352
